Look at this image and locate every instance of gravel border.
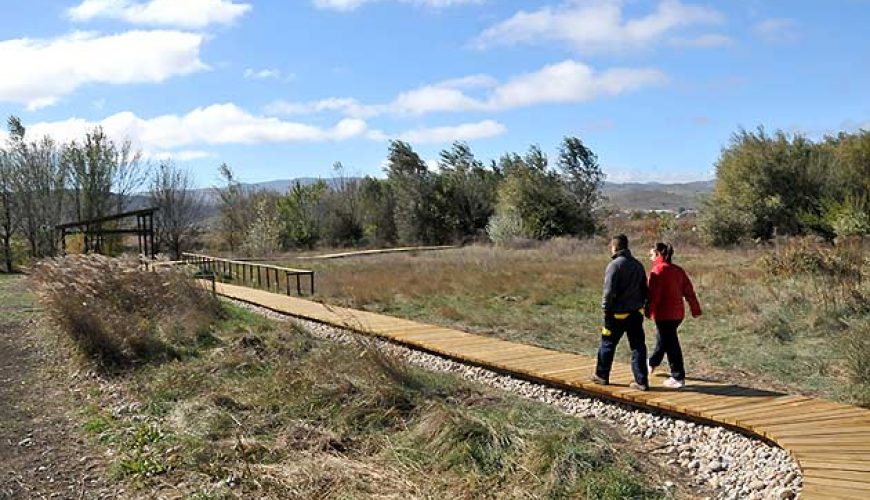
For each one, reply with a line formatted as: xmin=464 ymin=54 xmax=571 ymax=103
xmin=229 ymin=299 xmax=803 ymax=500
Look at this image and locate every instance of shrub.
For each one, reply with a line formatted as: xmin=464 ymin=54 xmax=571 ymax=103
xmin=826 ymin=195 xmax=869 ymax=239
xmin=486 ymin=212 xmax=525 ymax=245
xmin=759 ymin=237 xmax=866 ymax=312
xmin=32 ymin=254 xmax=221 ymax=367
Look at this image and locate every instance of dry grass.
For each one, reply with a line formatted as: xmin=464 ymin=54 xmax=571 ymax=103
xmin=32 ymin=254 xmax=222 ymax=368
xmin=68 ymin=305 xmax=664 ymax=498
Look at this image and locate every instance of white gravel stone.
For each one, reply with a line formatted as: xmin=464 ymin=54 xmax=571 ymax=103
xmin=229 ymin=299 xmax=804 ymax=500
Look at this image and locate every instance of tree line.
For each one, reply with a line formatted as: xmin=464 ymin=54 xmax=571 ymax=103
xmin=0 ymin=116 xmax=204 ymax=271
xmin=211 ymin=137 xmax=606 ymax=256
xmin=5 ymin=108 xmax=862 ymax=271
xmin=1 ymin=112 xmax=606 ymax=269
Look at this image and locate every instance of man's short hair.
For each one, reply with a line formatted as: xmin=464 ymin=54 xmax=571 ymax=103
xmin=611 ymin=234 xmax=629 ymax=251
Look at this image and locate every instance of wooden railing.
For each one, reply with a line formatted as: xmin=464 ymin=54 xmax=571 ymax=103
xmin=181 ymin=253 xmax=315 ymax=296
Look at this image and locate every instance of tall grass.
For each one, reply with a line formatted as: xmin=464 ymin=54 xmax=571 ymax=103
xmin=32 ymin=254 xmax=221 ymax=367
xmin=126 ymin=309 xmax=659 ymax=497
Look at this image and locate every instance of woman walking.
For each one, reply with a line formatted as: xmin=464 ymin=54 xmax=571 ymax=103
xmin=646 ymin=242 xmax=702 ymax=388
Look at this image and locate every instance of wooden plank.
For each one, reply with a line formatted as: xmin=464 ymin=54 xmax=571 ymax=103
xmin=396 ymin=330 xmax=470 ymax=342
xmin=801 ymin=475 xmax=870 ymax=490
xmin=799 ymin=460 xmax=870 ymax=473
xmin=800 ymin=483 xmax=870 ymax=500
xmin=429 ymin=337 xmax=506 ymax=349
xmin=539 ymin=361 xmax=599 ymax=377
xmin=777 ymin=436 xmax=870 ymax=446
xmin=801 ymin=469 xmax=870 ymax=484
xmin=454 ymin=342 xmax=542 ymax=355
xmin=501 ymin=354 xmax=586 ymax=371
xmin=375 ymin=323 xmax=456 ymax=334
xmin=473 ymin=349 xmax=562 ymax=364
xmin=740 ymin=408 xmax=870 ymax=427
xmin=762 ymin=417 xmax=870 ymax=434
xmin=540 ymin=368 xmax=601 ymax=384
xmin=704 ymin=396 xmax=814 ymax=419
xmin=771 ymin=427 xmax=870 ymax=439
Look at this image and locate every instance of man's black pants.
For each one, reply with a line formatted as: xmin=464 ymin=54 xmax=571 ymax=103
xmin=595 ymin=311 xmax=648 ymax=386
xmin=649 ymin=319 xmax=685 ymax=381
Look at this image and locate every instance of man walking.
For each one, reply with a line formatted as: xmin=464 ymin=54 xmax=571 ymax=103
xmin=591 ymin=234 xmax=650 ymax=391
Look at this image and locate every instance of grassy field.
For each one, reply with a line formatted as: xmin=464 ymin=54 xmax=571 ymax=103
xmin=279 ymin=238 xmax=868 ymax=406
xmin=4 ymin=270 xmax=686 ymax=498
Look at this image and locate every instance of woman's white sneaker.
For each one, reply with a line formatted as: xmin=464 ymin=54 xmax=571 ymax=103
xmin=663 ymin=377 xmax=684 ymax=388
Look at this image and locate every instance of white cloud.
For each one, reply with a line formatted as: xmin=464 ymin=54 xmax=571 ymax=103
xmin=267 ymin=60 xmax=665 ymax=118
xmin=396 ymin=120 xmax=507 ymax=144
xmin=314 ymin=0 xmax=482 ymax=12
xmin=20 ymin=103 xmax=373 ymax=150
xmin=753 ymin=18 xmax=800 ymax=43
xmin=149 ymin=150 xmax=218 ymax=161
xmin=244 ymin=68 xmax=288 ymax=80
xmin=671 ymin=33 xmax=733 ymax=48
xmin=485 ymin=61 xmax=666 ymax=110
xmin=473 ymin=0 xmax=723 ymax=54
xmin=68 ymin=0 xmax=251 ymax=29
xmin=11 ymin=103 xmax=505 ymax=149
xmin=0 ymin=30 xmax=207 ymax=110
xmin=265 ymin=97 xmax=378 ymax=118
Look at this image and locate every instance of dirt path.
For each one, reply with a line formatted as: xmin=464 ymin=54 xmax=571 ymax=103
xmin=0 ymin=276 xmax=119 ymax=500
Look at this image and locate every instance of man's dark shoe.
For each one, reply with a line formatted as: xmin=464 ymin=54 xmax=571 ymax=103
xmin=589 ymin=375 xmax=608 ymax=385
xmin=629 ymin=382 xmax=649 ymax=391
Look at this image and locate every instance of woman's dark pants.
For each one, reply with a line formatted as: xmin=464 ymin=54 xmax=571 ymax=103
xmin=649 ymin=319 xmax=685 ymax=381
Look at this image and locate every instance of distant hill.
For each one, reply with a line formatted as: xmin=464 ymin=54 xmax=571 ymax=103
xmin=602 ymin=180 xmax=714 ymax=211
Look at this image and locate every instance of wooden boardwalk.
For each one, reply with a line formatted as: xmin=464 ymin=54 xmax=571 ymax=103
xmin=213 ymin=281 xmax=870 ymax=499
xmin=295 ymin=245 xmax=458 ymax=260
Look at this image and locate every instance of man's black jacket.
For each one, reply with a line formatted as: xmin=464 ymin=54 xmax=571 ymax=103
xmin=601 ymin=249 xmax=648 ymax=315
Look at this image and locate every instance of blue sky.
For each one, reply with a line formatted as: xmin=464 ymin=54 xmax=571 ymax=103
xmin=1 ymin=0 xmax=867 ymax=186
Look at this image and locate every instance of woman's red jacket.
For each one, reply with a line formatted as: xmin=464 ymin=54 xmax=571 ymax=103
xmin=647 ymin=256 xmax=702 ymax=321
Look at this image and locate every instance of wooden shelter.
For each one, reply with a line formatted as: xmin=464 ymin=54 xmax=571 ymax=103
xmin=56 ymin=207 xmax=158 ymax=258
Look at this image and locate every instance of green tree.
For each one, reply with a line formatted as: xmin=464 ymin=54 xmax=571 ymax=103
xmin=493 ymin=145 xmax=584 ymax=240
xmin=321 ymin=162 xmax=364 ymax=247
xmin=358 ymin=177 xmax=397 ymax=246
xmin=213 ymin=163 xmax=257 ymax=253
xmin=702 ymin=127 xmax=828 ymax=244
xmin=385 ymin=140 xmax=449 ymax=244
xmin=279 ymin=181 xmax=327 ymax=249
xmin=557 ymin=136 xmax=605 ymax=236
xmin=438 ymin=142 xmax=501 ymax=241
xmin=65 ymin=127 xmax=147 ymax=224
xmin=241 ymin=195 xmax=281 ymax=258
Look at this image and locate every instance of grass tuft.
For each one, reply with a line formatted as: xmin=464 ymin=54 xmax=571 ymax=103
xmin=32 ymin=255 xmax=222 ymax=369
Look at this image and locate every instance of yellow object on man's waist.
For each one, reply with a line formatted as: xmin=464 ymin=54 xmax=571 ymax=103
xmin=613 ymin=309 xmax=645 ymax=320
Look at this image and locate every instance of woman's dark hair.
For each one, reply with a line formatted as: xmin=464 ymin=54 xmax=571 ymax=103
xmin=654 ymin=242 xmax=675 ymax=263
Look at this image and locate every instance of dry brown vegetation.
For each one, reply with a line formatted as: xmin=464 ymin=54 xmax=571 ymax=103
xmin=32 ymin=255 xmax=221 ymax=367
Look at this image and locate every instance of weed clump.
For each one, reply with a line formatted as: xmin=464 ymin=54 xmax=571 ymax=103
xmin=33 ymin=254 xmax=222 ymax=368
